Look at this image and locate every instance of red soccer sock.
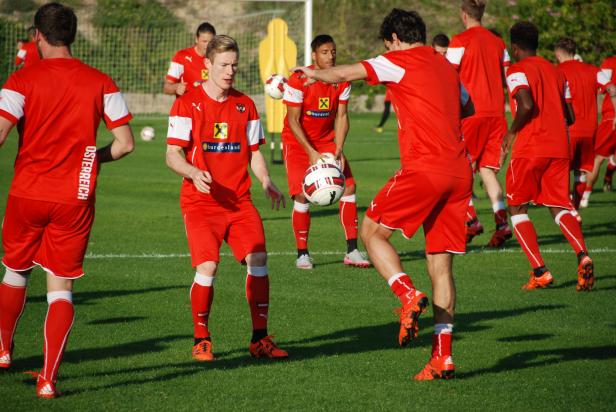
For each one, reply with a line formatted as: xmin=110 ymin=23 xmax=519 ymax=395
xmin=466 ymin=199 xmax=478 ymax=223
xmin=42 ymin=292 xmax=74 ymax=383
xmin=292 ymin=201 xmax=311 ymax=250
xmin=573 ymin=175 xmax=587 ymax=209
xmin=246 ymin=267 xmax=269 ymax=331
xmin=0 ymin=271 xmax=28 ymax=354
xmin=339 ymin=195 xmax=358 ymax=240
xmin=511 ymin=214 xmax=545 ymax=269
xmin=432 ymin=324 xmax=453 ymax=358
xmin=555 ymin=211 xmax=587 ymax=256
xmin=190 ymin=273 xmax=215 ymax=340
xmin=388 ymin=273 xmax=416 ymax=307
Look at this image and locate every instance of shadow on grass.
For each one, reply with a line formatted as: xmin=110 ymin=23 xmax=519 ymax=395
xmin=88 ymin=316 xmax=148 ymax=325
xmin=28 ymin=285 xmax=185 ymax=305
xmin=497 ymin=333 xmax=554 ymax=342
xmin=550 ymin=274 xmax=616 ymax=291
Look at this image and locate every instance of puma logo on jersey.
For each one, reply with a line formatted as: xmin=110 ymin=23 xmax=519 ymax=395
xmin=370 ymin=201 xmax=377 ymax=211
xmin=185 ymin=55 xmax=193 ymax=62
xmin=192 ymin=102 xmax=202 ymax=111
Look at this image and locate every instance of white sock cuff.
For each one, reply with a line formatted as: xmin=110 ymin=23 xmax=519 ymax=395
xmin=293 ymin=201 xmax=310 ymax=212
xmin=574 ymin=175 xmax=587 ymax=183
xmin=492 ymin=200 xmax=506 ymax=213
xmin=468 ymin=199 xmax=474 ymax=206
xmin=194 ymin=272 xmax=215 ymax=287
xmin=434 ymin=323 xmax=454 ymax=334
xmin=510 ymin=214 xmax=530 ymax=226
xmin=554 ymin=210 xmax=570 ymax=226
xmin=247 ymin=265 xmax=268 ymax=276
xmin=47 ymin=291 xmax=72 ymax=304
xmin=610 ymin=156 xmax=616 ymax=167
xmin=2 ymin=269 xmax=28 ymax=287
xmin=387 ymin=272 xmax=406 ymax=287
xmin=340 ymin=194 xmax=356 ymax=203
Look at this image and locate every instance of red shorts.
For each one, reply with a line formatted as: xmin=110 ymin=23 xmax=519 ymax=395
xmin=595 ymin=118 xmax=616 ymax=157
xmin=283 ymin=142 xmax=354 ymax=197
xmin=569 ymin=135 xmax=594 ymax=172
xmin=506 ymin=158 xmax=572 ymax=208
xmin=183 ymin=200 xmax=266 ymax=266
xmin=461 ymin=116 xmax=507 ymax=170
xmin=2 ymin=196 xmax=94 ymax=278
xmin=365 ymin=170 xmax=472 ymax=254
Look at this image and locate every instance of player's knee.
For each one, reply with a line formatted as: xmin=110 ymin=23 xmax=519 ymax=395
xmin=196 ymin=261 xmax=218 ymax=277
xmin=360 ymin=217 xmax=378 ymax=244
xmin=246 ymin=252 xmax=267 ymax=267
xmin=2 ymin=268 xmax=30 ymax=287
xmin=46 ymin=273 xmax=74 ymax=292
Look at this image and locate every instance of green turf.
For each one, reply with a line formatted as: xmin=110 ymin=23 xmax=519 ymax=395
xmin=0 ymin=113 xmax=615 ymax=410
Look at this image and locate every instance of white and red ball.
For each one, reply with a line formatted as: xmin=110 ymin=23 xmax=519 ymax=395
xmin=302 ymin=163 xmax=345 ymax=206
xmin=316 ymin=152 xmax=344 ymax=171
xmin=264 ymin=74 xmax=287 ymax=100
xmin=140 ymin=126 xmax=155 ymax=141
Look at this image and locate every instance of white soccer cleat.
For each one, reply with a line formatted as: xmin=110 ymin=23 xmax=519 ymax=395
xmin=579 ymin=198 xmax=589 ymax=208
xmin=296 ymin=254 xmax=314 ymax=270
xmin=344 ymin=249 xmax=371 ymax=268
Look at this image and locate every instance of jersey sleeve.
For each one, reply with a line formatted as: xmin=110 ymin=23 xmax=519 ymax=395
xmin=597 ymin=67 xmax=612 ymax=93
xmin=360 ymin=55 xmax=405 ymax=85
xmin=283 ymin=73 xmax=304 ymax=107
xmin=166 ymin=52 xmax=184 ymax=83
xmin=246 ymin=99 xmax=265 ymax=151
xmin=506 ymin=66 xmax=530 ymax=96
xmin=445 ymin=36 xmax=464 ymax=68
xmin=167 ymin=98 xmax=193 ymax=147
xmin=15 ymin=48 xmax=26 ymax=66
xmin=564 ymin=80 xmax=572 ymax=103
xmin=338 ymin=82 xmax=351 ymax=104
xmin=0 ymin=73 xmax=25 ymax=124
xmin=103 ymin=77 xmax=133 ymax=129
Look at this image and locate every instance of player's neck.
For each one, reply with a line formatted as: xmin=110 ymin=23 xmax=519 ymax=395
xmin=465 ymin=20 xmax=481 ymax=29
xmin=40 ymin=45 xmax=72 ymax=59
xmin=193 ymin=45 xmax=205 ymax=57
xmin=202 ymin=81 xmax=229 ymax=102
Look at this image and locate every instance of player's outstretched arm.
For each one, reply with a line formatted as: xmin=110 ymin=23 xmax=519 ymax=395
xmin=97 ymin=124 xmax=135 ymax=163
xmin=165 ymin=144 xmax=211 ymax=193
xmin=250 ymin=149 xmax=285 ymax=210
xmin=293 ymin=63 xmax=368 ymax=85
xmin=0 ymin=116 xmax=15 ymax=147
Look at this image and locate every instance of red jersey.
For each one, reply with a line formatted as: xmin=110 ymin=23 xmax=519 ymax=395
xmin=506 ymin=56 xmax=570 ymax=159
xmin=0 ymin=58 xmax=132 ymax=205
xmin=166 ymin=46 xmax=209 ymax=93
xmin=557 ymin=60 xmax=611 ymax=137
xmin=167 ymin=86 xmax=265 ymax=210
xmin=446 ymin=26 xmax=510 ymax=117
xmin=600 ymin=56 xmax=616 ymax=119
xmin=15 ymin=41 xmax=41 ymax=68
xmin=360 ymin=46 xmax=471 ymax=179
xmin=282 ymin=67 xmax=350 ymax=148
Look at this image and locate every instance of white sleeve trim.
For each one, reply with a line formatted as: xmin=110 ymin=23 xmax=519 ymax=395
xmin=246 ymin=119 xmax=264 ymax=146
xmin=0 ymin=89 xmax=25 ymax=120
xmin=17 ymin=49 xmax=26 ymax=59
xmin=167 ymin=116 xmax=192 ymax=142
xmin=503 ymin=49 xmax=511 ymax=65
xmin=339 ymin=84 xmax=351 ymax=101
xmin=601 ymin=68 xmax=613 ymax=82
xmin=365 ymin=55 xmax=405 ymax=84
xmin=506 ymin=72 xmax=529 ymax=93
xmin=167 ymin=61 xmax=183 ymax=80
xmin=283 ymin=84 xmax=303 ymax=104
xmin=446 ymin=47 xmax=465 ymax=66
xmin=597 ymin=70 xmax=611 ymax=86
xmin=104 ymin=92 xmax=130 ymax=121
xmin=564 ymin=81 xmax=572 ymax=100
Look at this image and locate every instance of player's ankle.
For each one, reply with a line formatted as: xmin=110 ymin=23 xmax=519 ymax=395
xmin=533 ymin=266 xmax=548 ymax=277
xmin=251 ymin=328 xmax=268 ymax=343
xmin=297 ymin=249 xmax=309 ymax=258
xmin=346 ymin=238 xmax=358 ymax=254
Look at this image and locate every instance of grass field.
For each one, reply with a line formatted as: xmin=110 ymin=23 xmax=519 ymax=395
xmin=0 ymin=113 xmax=615 ymax=411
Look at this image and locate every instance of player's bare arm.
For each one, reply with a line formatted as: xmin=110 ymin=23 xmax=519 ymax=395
xmin=286 ymin=104 xmax=320 ymax=164
xmin=250 ymin=149 xmax=285 ymax=210
xmin=563 ymin=99 xmax=575 ymax=126
xmin=334 ymin=101 xmax=349 ymax=160
xmin=606 ymin=83 xmax=616 ymax=130
xmin=165 ymin=144 xmax=212 ymax=193
xmin=97 ymin=124 xmax=135 ymax=163
xmin=0 ymin=116 xmax=14 ymax=147
xmin=163 ymin=80 xmax=187 ymax=96
xmin=294 ymin=63 xmax=368 ymax=85
xmin=502 ymin=88 xmax=534 ymax=153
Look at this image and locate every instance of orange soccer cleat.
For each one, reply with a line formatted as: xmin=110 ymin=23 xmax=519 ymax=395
xmin=576 ymin=255 xmax=594 ymax=292
xmin=486 ymin=225 xmax=512 ymax=248
xmin=396 ymin=290 xmax=429 ymax=347
xmin=249 ymin=335 xmax=288 ymax=359
xmin=466 ymin=219 xmax=484 ymax=244
xmin=413 ymin=356 xmax=455 ymax=381
xmin=25 ymin=371 xmax=59 ymax=399
xmin=522 ymin=271 xmax=554 ymax=290
xmin=192 ymin=339 xmax=215 ymax=362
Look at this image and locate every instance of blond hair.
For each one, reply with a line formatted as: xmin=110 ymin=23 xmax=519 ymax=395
xmin=206 ymin=35 xmax=239 ymax=61
xmin=461 ymin=0 xmax=486 ymax=21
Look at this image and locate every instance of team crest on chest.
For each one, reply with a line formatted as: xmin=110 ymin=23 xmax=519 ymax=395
xmin=214 ymin=122 xmax=228 ymax=139
xmin=236 ymin=103 xmax=246 ymax=113
xmin=201 ymin=69 xmax=208 ymax=80
xmin=318 ymin=97 xmax=330 ymax=110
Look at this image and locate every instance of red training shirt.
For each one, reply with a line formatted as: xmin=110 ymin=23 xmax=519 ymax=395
xmin=15 ymin=41 xmax=41 ymax=68
xmin=166 ymin=46 xmax=209 ymax=94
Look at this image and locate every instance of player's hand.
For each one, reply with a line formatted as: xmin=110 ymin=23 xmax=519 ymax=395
xmin=189 ymin=168 xmax=212 ymax=193
xmin=176 ymin=82 xmax=187 ymax=96
xmin=334 ymin=149 xmax=346 ymax=172
xmin=500 ymin=130 xmax=516 ymax=167
xmin=309 ymin=150 xmax=321 ymax=165
xmin=263 ymin=178 xmax=286 ymax=210
xmin=291 ymin=66 xmax=317 ymax=86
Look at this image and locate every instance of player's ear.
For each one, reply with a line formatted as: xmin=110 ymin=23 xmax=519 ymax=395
xmin=205 ymin=57 xmax=212 ymax=70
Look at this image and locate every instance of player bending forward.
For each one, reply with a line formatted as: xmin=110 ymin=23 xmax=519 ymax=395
xmin=295 ymin=9 xmax=474 ymax=380
xmin=283 ymin=34 xmax=370 ymax=270
xmin=0 ymin=3 xmax=134 ymax=398
xmin=503 ymin=22 xmax=598 ymax=291
xmin=166 ymin=35 xmax=288 ymax=361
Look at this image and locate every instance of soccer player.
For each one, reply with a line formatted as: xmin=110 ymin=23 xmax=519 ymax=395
xmin=282 ymin=34 xmax=370 ymax=270
xmin=432 ymin=33 xmax=449 ymax=56
xmin=504 ymin=21 xmax=595 ymax=292
xmin=166 ymin=35 xmax=288 ymax=361
xmin=0 ymin=3 xmax=134 ymax=398
xmin=14 ymin=26 xmax=41 ymax=68
xmin=554 ymin=38 xmax=616 ymax=211
xmin=584 ymin=54 xmax=616 ymax=200
xmin=164 ymin=22 xmax=216 ymax=97
xmin=294 ymin=8 xmax=474 ymax=380
xmin=446 ymin=0 xmax=512 ymax=247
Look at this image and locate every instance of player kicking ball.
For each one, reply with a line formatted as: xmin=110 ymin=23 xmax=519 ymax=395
xmin=166 ymin=35 xmax=288 ymax=361
xmin=294 ymin=9 xmax=474 ymax=380
xmin=282 ymin=34 xmax=370 ymax=270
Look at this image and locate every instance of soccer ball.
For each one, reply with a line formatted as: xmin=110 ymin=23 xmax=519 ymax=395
xmin=140 ymin=126 xmax=155 ymax=141
xmin=303 ymin=163 xmax=345 ymax=206
xmin=264 ymin=74 xmax=287 ymax=100
xmin=317 ymin=152 xmax=344 ymax=171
